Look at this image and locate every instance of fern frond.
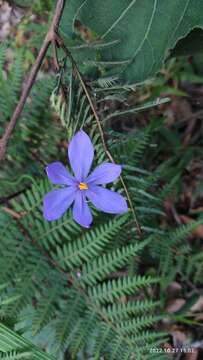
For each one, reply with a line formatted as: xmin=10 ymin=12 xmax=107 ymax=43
xmin=103 ymin=299 xmax=160 ymax=321
xmin=103 ymin=97 xmax=169 ymax=123
xmin=80 ymin=239 xmax=149 ymax=286
xmin=10 ymin=51 xmax=24 ymax=100
xmin=178 ymin=252 xmax=203 ymax=284
xmin=89 ymin=276 xmax=159 ymax=304
xmin=68 ymin=310 xmax=98 ymax=357
xmin=53 ymin=215 xmax=128 ymax=270
xmin=0 ymin=324 xmax=55 ymax=360
xmin=0 ymin=45 xmax=6 ymax=80
xmin=32 ymin=281 xmax=64 ymax=335
xmin=116 ymin=315 xmax=162 ymax=336
xmin=55 ymin=292 xmax=85 ymax=351
xmin=0 ymin=350 xmax=33 ymax=359
xmin=92 ymin=323 xmax=114 ymax=360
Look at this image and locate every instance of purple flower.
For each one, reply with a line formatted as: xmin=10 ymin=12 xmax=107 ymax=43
xmin=43 ymin=130 xmax=128 ymax=228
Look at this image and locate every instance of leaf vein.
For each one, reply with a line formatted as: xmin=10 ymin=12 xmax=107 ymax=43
xmin=101 ymin=0 xmax=138 ymax=39
xmin=121 ymin=0 xmax=157 ymax=75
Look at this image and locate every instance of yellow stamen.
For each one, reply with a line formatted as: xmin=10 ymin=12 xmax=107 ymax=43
xmin=79 ymin=182 xmax=88 ymax=190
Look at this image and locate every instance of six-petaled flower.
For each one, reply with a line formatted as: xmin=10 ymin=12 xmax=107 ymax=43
xmin=43 ymin=130 xmax=128 ymax=227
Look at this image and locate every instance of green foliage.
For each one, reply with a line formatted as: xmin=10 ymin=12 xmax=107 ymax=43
xmin=0 ymin=324 xmax=55 ymax=359
xmin=60 ymin=0 xmax=203 ymax=83
xmin=0 ymin=160 xmax=172 ymax=360
xmin=1 ymin=2 xmax=203 ymax=359
xmin=10 ymin=0 xmax=53 ymax=11
xmin=32 ymin=0 xmax=53 ymax=12
xmin=0 ymin=46 xmax=61 ymax=198
xmin=80 ymin=240 xmax=149 ymax=286
xmin=1 ymin=122 xmax=202 ymax=358
xmin=50 ymin=69 xmax=94 ymax=141
xmin=0 ymin=46 xmax=23 ymax=125
xmin=178 ymin=251 xmax=203 ymax=285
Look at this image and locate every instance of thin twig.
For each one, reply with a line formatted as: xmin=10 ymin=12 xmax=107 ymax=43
xmin=0 ymin=0 xmax=66 ymax=161
xmin=0 ymin=188 xmax=27 ymax=205
xmin=57 ymin=38 xmax=142 ymax=237
xmin=2 ymin=206 xmax=26 ymax=219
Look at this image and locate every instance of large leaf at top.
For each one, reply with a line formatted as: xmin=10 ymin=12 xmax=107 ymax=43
xmin=60 ymin=0 xmax=203 ymax=83
xmin=172 ymin=28 xmax=203 ymax=56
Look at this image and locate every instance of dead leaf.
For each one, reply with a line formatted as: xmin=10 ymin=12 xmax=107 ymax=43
xmin=195 ymin=314 xmax=203 ymax=321
xmin=166 ymin=282 xmax=182 ymax=299
xmin=0 ymin=1 xmax=24 ymax=40
xmin=171 ymin=329 xmax=187 ymax=345
xmin=166 ymin=298 xmax=186 ymax=313
xmin=191 ymin=296 xmax=203 ymax=312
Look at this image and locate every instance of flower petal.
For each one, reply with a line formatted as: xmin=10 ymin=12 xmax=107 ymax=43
xmin=86 ymin=185 xmax=128 ymax=214
xmin=73 ymin=191 xmax=92 ymax=228
xmin=46 ymin=162 xmax=76 ymax=185
xmin=68 ymin=130 xmax=94 ymax=181
xmin=43 ymin=187 xmax=76 ymax=221
xmin=86 ymin=163 xmax=121 ymax=185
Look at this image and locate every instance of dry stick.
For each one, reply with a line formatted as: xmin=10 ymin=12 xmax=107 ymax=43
xmin=0 ymin=0 xmax=66 ymax=161
xmin=57 ymin=39 xmax=142 ymax=237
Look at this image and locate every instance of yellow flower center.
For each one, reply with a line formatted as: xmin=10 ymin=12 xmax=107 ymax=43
xmin=79 ymin=182 xmax=88 ymax=190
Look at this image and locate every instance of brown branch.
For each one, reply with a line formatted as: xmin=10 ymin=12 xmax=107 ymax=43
xmin=0 ymin=0 xmax=66 ymax=161
xmin=0 ymin=188 xmax=27 ymax=205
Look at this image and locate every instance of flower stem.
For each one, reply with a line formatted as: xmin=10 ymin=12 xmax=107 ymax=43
xmin=57 ymin=38 xmax=142 ymax=237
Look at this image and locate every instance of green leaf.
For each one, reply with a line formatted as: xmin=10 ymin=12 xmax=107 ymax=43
xmin=0 ymin=324 xmax=56 ymax=360
xmin=60 ymin=0 xmax=203 ymax=83
xmin=8 ymin=0 xmax=32 ymax=7
xmin=88 ymin=276 xmax=159 ymax=304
